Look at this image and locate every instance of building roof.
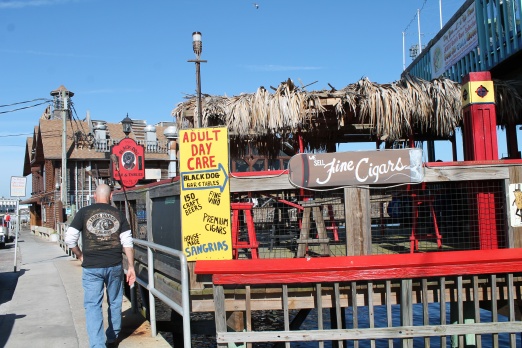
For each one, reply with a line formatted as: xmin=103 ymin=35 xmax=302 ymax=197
xmin=24 ymin=118 xmax=169 ymax=171
xmin=22 ymin=137 xmax=34 ymax=176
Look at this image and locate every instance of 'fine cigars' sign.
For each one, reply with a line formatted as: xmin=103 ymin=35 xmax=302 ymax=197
xmin=288 ymin=148 xmax=424 ymax=188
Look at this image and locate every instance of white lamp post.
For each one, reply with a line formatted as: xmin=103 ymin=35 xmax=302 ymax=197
xmin=188 ymin=31 xmax=207 ymax=128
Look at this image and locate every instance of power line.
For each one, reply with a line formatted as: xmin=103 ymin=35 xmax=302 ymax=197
xmin=70 ymin=102 xmax=89 ymax=136
xmin=0 ymin=98 xmax=51 ymax=108
xmin=0 ymin=101 xmax=52 ymax=115
xmin=0 ymin=130 xmax=64 ymax=138
xmin=403 ymin=0 xmax=429 ymax=32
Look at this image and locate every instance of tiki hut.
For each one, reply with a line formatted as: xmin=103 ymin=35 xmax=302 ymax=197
xmin=171 ymin=75 xmax=522 ymax=158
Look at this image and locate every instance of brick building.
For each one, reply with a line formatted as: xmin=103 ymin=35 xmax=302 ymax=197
xmin=21 ymin=86 xmax=173 ymax=229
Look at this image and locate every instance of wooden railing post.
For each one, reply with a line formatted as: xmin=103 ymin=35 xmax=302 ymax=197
xmin=401 ymin=279 xmax=413 ymax=348
xmin=213 ymin=285 xmax=228 ymax=348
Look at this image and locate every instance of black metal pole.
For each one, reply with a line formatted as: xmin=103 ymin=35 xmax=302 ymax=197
xmin=196 ymin=60 xmax=202 ymax=128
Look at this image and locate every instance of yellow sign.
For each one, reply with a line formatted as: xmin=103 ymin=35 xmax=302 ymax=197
xmin=179 ymin=127 xmax=232 ymax=261
xmin=461 ymin=80 xmax=495 ymax=107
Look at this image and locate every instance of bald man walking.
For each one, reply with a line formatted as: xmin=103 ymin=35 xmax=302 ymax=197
xmin=65 ymin=184 xmax=136 ymax=348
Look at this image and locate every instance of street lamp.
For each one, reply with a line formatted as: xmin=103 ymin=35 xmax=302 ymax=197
xmin=121 ymin=114 xmax=132 ymax=137
xmin=188 ymin=31 xmax=207 ymax=128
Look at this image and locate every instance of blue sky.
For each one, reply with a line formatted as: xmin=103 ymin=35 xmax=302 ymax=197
xmin=0 ymin=0 xmax=467 ymax=198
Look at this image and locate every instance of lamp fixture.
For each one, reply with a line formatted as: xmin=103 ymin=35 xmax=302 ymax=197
xmin=121 ymin=114 xmax=132 ymax=137
xmin=188 ymin=32 xmax=207 ymax=128
xmin=192 ymin=31 xmax=202 ymax=57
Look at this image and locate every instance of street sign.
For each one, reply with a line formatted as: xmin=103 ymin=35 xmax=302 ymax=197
xmin=10 ymin=176 xmax=26 ymax=197
xmin=179 ymin=127 xmax=232 ymax=261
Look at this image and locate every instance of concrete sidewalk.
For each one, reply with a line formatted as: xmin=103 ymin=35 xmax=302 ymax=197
xmin=0 ymin=228 xmax=171 ymax=348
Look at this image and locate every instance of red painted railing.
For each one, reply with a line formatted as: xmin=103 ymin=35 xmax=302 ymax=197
xmin=195 ymin=248 xmax=522 ymax=285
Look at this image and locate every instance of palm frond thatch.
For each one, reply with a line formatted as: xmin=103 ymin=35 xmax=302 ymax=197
xmin=171 ymin=75 xmax=522 ymax=157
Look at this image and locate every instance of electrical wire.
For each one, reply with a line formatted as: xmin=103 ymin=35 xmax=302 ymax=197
xmin=0 ymin=129 xmax=65 ymax=138
xmin=403 ymin=0 xmax=429 ymax=32
xmin=70 ymin=102 xmax=89 ymax=136
xmin=0 ymin=101 xmax=52 ymax=114
xmin=0 ymin=98 xmax=51 ymax=108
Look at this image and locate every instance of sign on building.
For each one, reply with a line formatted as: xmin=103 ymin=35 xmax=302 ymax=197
xmin=111 ymin=138 xmax=145 ymax=188
xmin=179 ymin=127 xmax=231 ymax=261
xmin=430 ymin=3 xmax=478 ymax=79
xmin=288 ymin=148 xmax=424 ymax=188
xmin=10 ymin=176 xmax=26 ymax=197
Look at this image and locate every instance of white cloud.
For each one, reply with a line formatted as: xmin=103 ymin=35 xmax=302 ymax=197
xmin=0 ymin=0 xmax=81 ymax=9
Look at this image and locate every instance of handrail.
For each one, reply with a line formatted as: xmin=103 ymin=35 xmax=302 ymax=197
xmin=132 ymin=238 xmax=191 ymax=348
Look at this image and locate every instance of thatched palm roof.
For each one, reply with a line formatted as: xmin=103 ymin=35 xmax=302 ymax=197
xmin=172 ymin=75 xmax=522 ymax=157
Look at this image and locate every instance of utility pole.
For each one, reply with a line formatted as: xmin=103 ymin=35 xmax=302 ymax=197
xmin=402 ymin=31 xmax=406 ymax=70
xmin=439 ymin=0 xmax=442 ymax=29
xmin=61 ymin=90 xmax=68 ymax=205
xmin=417 ymin=8 xmax=422 ymax=55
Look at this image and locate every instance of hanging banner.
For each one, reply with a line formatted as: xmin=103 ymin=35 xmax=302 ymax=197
xmin=179 ymin=127 xmax=231 ymax=261
xmin=288 ymin=148 xmax=424 ymax=188
xmin=430 ymin=3 xmax=478 ymax=79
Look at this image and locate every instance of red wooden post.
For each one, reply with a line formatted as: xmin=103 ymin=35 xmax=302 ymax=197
xmin=461 ymin=71 xmax=498 ymax=161
xmin=461 ymin=71 xmax=498 ymax=249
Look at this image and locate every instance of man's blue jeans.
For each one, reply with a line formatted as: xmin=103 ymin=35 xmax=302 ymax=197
xmin=82 ymin=264 xmax=123 ymax=348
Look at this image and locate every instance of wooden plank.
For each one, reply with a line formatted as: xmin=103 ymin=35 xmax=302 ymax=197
xmin=457 ymin=276 xmax=464 ymax=348
xmin=351 ymin=281 xmax=359 ymax=348
xmin=423 ymin=165 xmax=509 ymax=182
xmin=316 ymin=284 xmax=324 ymax=348
xmin=491 ymin=274 xmax=498 ymax=348
xmin=216 ymin=322 xmax=522 ymax=343
xmin=439 ymin=277 xmax=446 ymax=347
xmin=367 ymin=281 xmax=375 ymax=348
xmin=297 ymin=207 xmax=311 ymax=257
xmin=386 ymin=280 xmax=393 ymax=348
xmin=230 ymin=172 xmax=294 ymax=192
xmin=344 ymin=187 xmax=371 ymax=256
xmin=312 ymin=206 xmax=330 ymax=256
xmin=508 ymin=274 xmax=516 ymax=348
xmin=245 ymin=285 xmax=252 ymax=334
xmin=473 ymin=275 xmax=481 ymax=348
xmin=213 ymin=285 xmax=228 ymax=348
xmin=400 ymin=279 xmax=413 ymax=348
xmin=422 ymin=278 xmax=430 ymax=348
xmin=282 ymin=284 xmax=290 ymax=348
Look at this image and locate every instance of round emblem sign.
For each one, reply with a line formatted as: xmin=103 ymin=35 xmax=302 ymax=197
xmin=122 ymin=151 xmax=136 ymax=170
